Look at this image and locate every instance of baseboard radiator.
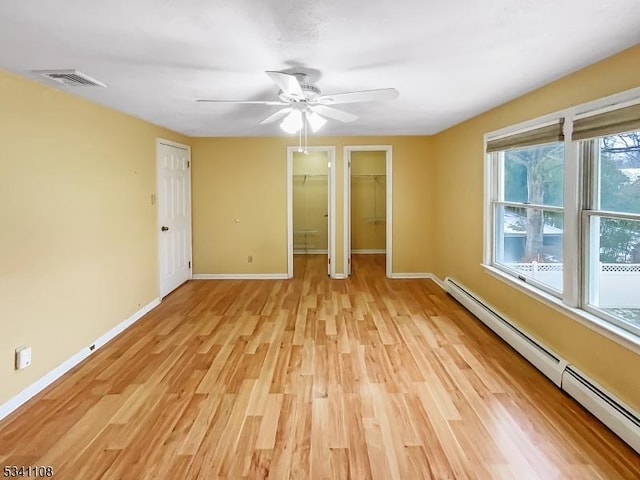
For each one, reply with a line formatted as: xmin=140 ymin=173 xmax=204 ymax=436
xmin=444 ymin=277 xmax=566 ymax=386
xmin=562 ymin=366 xmax=640 ymax=453
xmin=444 ymin=277 xmax=640 ymax=454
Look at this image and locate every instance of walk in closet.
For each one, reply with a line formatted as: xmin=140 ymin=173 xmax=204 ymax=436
xmin=293 ymin=150 xmax=329 ymax=254
xmin=351 ymin=150 xmax=387 ymax=253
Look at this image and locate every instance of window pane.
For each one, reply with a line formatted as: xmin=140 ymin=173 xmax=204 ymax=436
xmin=599 ymin=133 xmax=640 ymax=215
xmin=503 ymin=143 xmax=564 ymax=206
xmin=495 ymin=205 xmax=563 ymax=292
xmin=588 ymin=216 xmax=640 ymax=332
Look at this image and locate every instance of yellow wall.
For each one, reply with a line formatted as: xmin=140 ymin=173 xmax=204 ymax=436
xmin=351 ymin=151 xmax=386 ymax=251
xmin=192 ymin=136 xmax=434 ymax=275
xmin=0 ymin=70 xmax=189 ymax=406
xmin=7 ymin=41 xmax=639 ymax=418
xmin=293 ymin=151 xmax=329 ymax=252
xmin=431 ymin=44 xmax=640 ymax=409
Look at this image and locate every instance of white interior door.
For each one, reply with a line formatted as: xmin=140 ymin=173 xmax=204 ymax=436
xmin=157 ymin=140 xmax=192 ymax=297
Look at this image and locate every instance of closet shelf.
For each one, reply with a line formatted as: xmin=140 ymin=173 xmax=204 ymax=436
xmin=293 ymin=174 xmax=328 ymax=184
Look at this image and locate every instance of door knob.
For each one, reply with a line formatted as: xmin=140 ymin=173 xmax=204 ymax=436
xmin=161 ymin=226 xmax=169 ymax=231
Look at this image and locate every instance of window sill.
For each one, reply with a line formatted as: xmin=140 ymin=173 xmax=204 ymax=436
xmin=481 ymin=264 xmax=640 ymax=355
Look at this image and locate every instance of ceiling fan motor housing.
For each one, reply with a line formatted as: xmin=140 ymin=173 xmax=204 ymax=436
xmin=278 ymin=79 xmax=321 ymax=103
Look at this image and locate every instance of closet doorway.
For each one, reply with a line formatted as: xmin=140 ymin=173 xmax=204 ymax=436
xmin=287 ymin=146 xmax=336 ymax=278
xmin=344 ymin=146 xmax=392 ymax=277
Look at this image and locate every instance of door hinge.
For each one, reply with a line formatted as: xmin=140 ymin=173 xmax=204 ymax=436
xmin=188 ymin=261 xmax=191 ymax=268
xmin=187 ymin=160 xmax=190 ymax=168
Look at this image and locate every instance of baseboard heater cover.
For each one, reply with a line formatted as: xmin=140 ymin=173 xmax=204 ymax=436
xmin=443 ymin=276 xmax=640 ymax=454
xmin=444 ymin=277 xmax=566 ymax=386
xmin=562 ymin=366 xmax=640 ymax=454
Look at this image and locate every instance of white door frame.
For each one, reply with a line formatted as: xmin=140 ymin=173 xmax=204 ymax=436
xmin=156 ymin=138 xmax=192 ymax=297
xmin=287 ymin=146 xmax=336 ymax=278
xmin=344 ymin=145 xmax=393 ymax=278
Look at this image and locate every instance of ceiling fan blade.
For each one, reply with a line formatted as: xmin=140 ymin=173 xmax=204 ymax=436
xmin=196 ymin=99 xmax=288 ymax=105
xmin=265 ymin=71 xmax=305 ymax=100
xmin=259 ymin=108 xmax=293 ymax=125
xmin=314 ymin=88 xmax=398 ymax=105
xmin=310 ymin=105 xmax=358 ymax=123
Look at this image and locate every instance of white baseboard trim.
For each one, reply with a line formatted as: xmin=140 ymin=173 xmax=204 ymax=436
xmin=294 ymin=250 xmax=328 ymax=255
xmin=192 ymin=273 xmax=290 ymax=280
xmin=331 ymin=273 xmax=347 ymax=279
xmin=389 ymin=272 xmax=430 ymax=278
xmin=0 ymin=297 xmax=161 ymax=422
xmin=352 ymin=249 xmax=385 ymax=254
xmin=427 ymin=273 xmax=446 ymax=289
xmin=390 ymin=273 xmax=445 ymax=288
xmin=95 ymin=299 xmax=160 ymax=350
xmin=389 ymin=272 xmax=444 ymax=286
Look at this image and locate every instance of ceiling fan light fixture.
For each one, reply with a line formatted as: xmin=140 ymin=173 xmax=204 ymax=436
xmin=306 ymin=111 xmax=327 ymax=132
xmin=280 ymin=109 xmax=303 ymax=133
xmin=197 ymin=70 xmax=397 ymax=134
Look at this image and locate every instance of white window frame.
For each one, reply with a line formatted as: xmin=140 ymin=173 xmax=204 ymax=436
xmin=483 ymin=86 xmax=640 ymax=354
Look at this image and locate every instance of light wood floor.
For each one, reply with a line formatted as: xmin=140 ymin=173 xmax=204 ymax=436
xmin=1 ymin=255 xmax=638 ymax=479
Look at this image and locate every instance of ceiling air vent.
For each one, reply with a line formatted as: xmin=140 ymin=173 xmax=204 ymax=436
xmin=34 ymin=69 xmax=106 ymax=88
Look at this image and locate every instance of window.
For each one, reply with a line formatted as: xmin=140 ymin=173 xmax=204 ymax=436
xmin=485 ymin=99 xmax=640 ymax=340
xmin=488 ymin=121 xmax=565 ymax=295
xmin=581 ymin=129 xmax=640 ymax=335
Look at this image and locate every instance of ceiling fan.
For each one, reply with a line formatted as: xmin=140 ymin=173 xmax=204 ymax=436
xmin=196 ymin=71 xmax=399 ymax=133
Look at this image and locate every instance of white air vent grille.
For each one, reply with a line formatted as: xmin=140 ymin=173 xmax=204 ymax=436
xmin=34 ymin=70 xmax=106 ymax=88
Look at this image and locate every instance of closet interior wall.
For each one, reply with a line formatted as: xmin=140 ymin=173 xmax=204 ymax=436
xmin=293 ymin=151 xmax=329 ymax=254
xmin=351 ymin=151 xmax=387 ymax=253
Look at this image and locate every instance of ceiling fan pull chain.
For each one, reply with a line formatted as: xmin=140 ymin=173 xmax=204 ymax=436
xmin=298 ymin=124 xmax=303 ymax=152
xmin=304 ymin=115 xmax=309 ymax=154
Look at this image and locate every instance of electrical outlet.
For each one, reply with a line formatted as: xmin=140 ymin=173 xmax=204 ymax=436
xmin=248 ymin=255 xmax=253 ymax=263
xmin=15 ymin=346 xmax=32 ymax=370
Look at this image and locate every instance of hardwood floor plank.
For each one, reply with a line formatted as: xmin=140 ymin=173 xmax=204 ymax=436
xmin=178 ymin=391 xmax=224 ymax=456
xmin=0 ymin=254 xmax=638 ymax=479
xmin=362 ymin=416 xmax=394 ymax=480
xmin=255 ymin=393 xmax=284 ymax=450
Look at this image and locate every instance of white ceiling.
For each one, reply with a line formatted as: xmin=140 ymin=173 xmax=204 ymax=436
xmin=1 ymin=0 xmax=640 ymax=137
